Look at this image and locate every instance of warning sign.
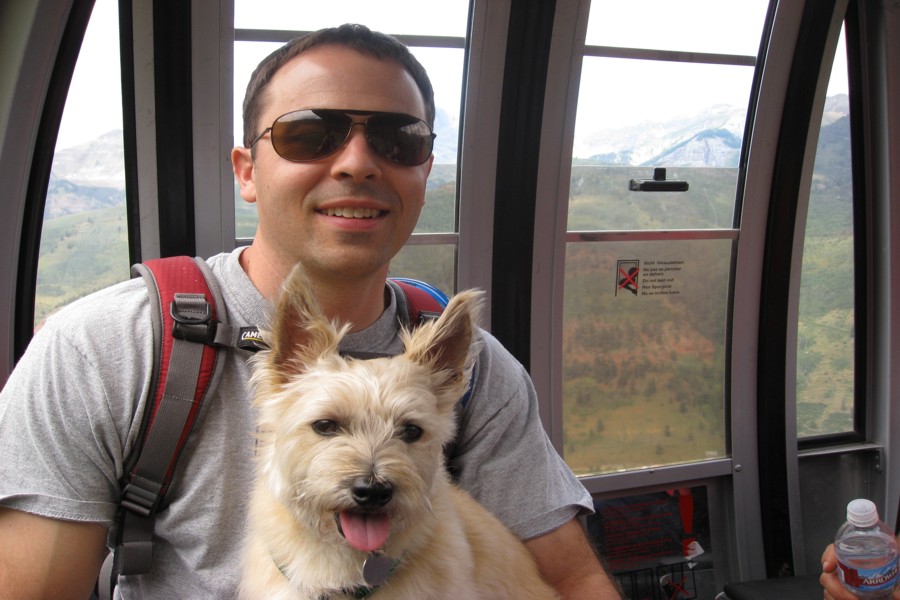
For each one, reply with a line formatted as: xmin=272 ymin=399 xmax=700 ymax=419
xmin=616 ymin=258 xmax=685 ymax=297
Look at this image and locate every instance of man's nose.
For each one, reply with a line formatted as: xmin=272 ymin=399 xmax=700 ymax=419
xmin=330 ymin=123 xmax=382 ymax=179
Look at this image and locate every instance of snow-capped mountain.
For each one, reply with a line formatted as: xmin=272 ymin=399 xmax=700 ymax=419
xmin=51 ymin=129 xmax=126 ymax=188
xmin=573 ymin=103 xmax=748 ymax=166
xmin=572 ymin=95 xmax=849 ymax=167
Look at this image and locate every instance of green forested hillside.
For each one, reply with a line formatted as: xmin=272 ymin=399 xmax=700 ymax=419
xmin=35 ymin=205 xmax=130 ymax=325
xmin=796 ymin=115 xmax=854 ymax=436
xmin=561 ymin=235 xmax=731 ymax=474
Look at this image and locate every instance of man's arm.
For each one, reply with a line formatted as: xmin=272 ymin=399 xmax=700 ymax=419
xmin=525 ymin=517 xmax=622 ymax=599
xmin=0 ymin=507 xmax=107 ymax=600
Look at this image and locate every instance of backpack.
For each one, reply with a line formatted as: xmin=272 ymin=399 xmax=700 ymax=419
xmin=97 ymin=256 xmax=462 ymax=599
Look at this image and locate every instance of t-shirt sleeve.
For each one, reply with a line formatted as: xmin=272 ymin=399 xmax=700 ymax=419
xmin=448 ymin=331 xmax=593 ymax=540
xmin=0 ymin=280 xmax=153 ymax=525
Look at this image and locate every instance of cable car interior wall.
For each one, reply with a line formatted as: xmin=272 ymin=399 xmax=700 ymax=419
xmin=1 ymin=0 xmax=898 ymax=597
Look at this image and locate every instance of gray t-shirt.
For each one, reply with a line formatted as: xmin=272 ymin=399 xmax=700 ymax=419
xmin=0 ymin=248 xmax=591 ymax=598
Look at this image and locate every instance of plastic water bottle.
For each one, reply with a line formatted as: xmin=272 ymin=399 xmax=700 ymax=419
xmin=835 ymin=499 xmax=899 ymax=599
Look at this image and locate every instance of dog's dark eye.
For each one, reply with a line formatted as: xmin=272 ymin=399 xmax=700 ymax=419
xmin=312 ymin=420 xmax=339 ymax=436
xmin=398 ymin=424 xmax=423 ymax=443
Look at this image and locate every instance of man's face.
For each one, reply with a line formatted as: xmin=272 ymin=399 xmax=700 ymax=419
xmin=234 ymin=45 xmax=433 ymax=284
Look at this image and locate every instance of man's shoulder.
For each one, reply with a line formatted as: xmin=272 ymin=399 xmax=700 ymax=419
xmin=41 ymin=250 xmax=238 ymax=333
xmin=465 ymin=327 xmax=533 ymax=405
xmin=43 ymin=276 xmax=148 ymax=327
xmin=205 ymin=250 xmax=237 ymax=273
xmin=472 ymin=327 xmax=523 ymax=371
xmin=32 ymin=276 xmax=152 ymax=360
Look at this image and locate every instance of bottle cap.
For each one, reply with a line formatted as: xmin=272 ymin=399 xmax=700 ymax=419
xmin=847 ymin=498 xmax=879 ymax=528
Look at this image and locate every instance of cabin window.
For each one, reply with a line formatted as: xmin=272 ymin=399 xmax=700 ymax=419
xmin=35 ymin=0 xmax=128 ymax=329
xmin=559 ymin=0 xmax=769 ymax=475
xmin=795 ymin=26 xmax=855 ymax=439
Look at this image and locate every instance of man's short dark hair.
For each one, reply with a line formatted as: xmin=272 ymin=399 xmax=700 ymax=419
xmin=242 ymin=23 xmax=436 ymax=148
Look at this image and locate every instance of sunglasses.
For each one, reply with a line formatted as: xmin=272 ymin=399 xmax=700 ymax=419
xmin=249 ymin=108 xmax=436 ymax=167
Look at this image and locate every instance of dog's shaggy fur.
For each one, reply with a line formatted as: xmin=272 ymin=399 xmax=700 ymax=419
xmin=239 ymin=266 xmax=558 ymax=599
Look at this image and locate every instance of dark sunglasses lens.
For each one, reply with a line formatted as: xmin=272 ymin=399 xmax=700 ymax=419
xmin=270 ymin=110 xmax=350 ymax=161
xmin=365 ymin=115 xmax=434 ymax=166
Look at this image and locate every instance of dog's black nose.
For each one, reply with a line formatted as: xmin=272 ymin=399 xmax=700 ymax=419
xmin=351 ymin=480 xmax=393 ymax=507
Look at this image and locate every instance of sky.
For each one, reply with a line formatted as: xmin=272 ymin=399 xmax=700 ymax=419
xmin=55 ymin=0 xmax=848 ymax=152
xmin=56 ymin=0 xmax=122 ymax=150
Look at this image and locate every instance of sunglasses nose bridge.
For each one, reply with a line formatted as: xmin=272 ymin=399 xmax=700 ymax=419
xmin=345 ymin=120 xmax=366 ymax=141
xmin=341 ymin=120 xmax=374 ymax=151
xmin=330 ymin=120 xmax=387 ymax=170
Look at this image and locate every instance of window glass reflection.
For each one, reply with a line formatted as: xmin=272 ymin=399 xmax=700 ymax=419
xmin=796 ymin=27 xmax=854 ymax=438
xmin=562 ymin=240 xmax=730 ymax=475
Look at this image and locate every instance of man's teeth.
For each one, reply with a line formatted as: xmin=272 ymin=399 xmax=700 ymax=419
xmin=324 ymin=207 xmax=381 ymax=219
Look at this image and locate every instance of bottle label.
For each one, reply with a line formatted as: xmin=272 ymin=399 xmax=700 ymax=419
xmin=838 ymin=556 xmax=900 ymax=593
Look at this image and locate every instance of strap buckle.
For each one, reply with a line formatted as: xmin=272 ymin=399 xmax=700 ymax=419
xmin=170 ymin=293 xmax=217 ymax=344
xmin=121 ymin=481 xmax=161 ymax=518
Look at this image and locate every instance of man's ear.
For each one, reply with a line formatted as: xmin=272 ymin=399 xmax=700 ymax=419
xmin=232 ymin=146 xmax=258 ymax=204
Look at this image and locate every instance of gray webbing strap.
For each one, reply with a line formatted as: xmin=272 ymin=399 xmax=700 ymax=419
xmin=121 ymin=327 xmax=206 ymax=514
xmin=116 ymin=297 xmax=209 ymax=580
xmin=105 ymin=257 xmax=230 ymax=594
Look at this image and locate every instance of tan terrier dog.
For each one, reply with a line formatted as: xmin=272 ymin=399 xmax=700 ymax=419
xmin=240 ymin=266 xmax=558 ymax=600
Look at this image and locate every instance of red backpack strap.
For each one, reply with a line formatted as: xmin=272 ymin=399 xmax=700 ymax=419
xmin=104 ymin=256 xmax=225 ymax=588
xmin=125 ymin=256 xmax=221 ymax=510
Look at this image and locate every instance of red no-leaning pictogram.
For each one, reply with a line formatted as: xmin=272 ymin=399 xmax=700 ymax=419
xmin=616 ymin=260 xmax=641 ymax=296
xmin=664 ymin=574 xmax=690 ymax=599
xmin=619 ymin=267 xmax=639 ymax=290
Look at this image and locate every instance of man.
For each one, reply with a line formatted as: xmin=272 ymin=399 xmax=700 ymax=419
xmin=0 ymin=24 xmax=621 ymax=598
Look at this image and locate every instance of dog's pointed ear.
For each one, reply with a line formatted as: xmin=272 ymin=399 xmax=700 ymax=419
xmin=267 ymin=264 xmax=344 ymax=381
xmin=405 ymin=289 xmax=483 ymax=395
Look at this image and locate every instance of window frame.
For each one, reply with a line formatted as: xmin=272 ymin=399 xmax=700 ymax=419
xmin=534 ymin=0 xmax=782 ymax=581
xmin=11 ymin=0 xmax=95 ymax=362
xmin=534 ymin=0 xmax=764 ymax=487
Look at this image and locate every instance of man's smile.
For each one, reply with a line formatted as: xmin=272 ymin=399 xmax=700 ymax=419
xmin=321 ymin=207 xmax=384 ymax=219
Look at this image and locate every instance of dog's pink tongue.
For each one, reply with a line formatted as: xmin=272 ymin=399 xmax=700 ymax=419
xmin=339 ymin=512 xmax=391 ymax=552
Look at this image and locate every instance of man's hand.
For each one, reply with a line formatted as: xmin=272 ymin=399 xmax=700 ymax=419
xmin=820 ymin=542 xmax=900 ymax=600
